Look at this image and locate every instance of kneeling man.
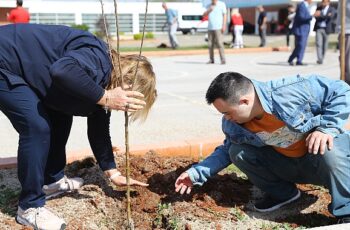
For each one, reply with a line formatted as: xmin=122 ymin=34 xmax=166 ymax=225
xmin=175 ymin=72 xmax=350 ymax=225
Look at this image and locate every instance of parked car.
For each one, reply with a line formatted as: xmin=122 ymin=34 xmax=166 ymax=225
xmin=177 ymin=13 xmax=208 ymax=35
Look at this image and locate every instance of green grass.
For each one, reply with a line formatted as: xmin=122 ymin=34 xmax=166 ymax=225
xmin=230 ymin=206 xmax=247 ymax=221
xmin=223 ymin=164 xmax=248 ymax=179
xmin=153 ymin=203 xmax=182 ymax=230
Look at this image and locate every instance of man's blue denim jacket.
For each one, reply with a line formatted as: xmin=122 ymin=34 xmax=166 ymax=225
xmin=187 ymin=75 xmax=350 ymax=186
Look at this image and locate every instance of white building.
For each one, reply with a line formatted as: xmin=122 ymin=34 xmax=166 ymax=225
xmin=0 ymin=0 xmax=339 ymax=35
xmin=0 ymin=0 xmax=207 ymax=34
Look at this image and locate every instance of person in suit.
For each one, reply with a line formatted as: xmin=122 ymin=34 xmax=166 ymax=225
xmin=313 ymin=0 xmax=336 ymax=64
xmin=336 ymin=0 xmax=350 ymax=85
xmin=285 ymin=5 xmax=296 ymax=48
xmin=257 ymin=6 xmax=267 ymax=47
xmin=288 ymin=0 xmax=313 ymax=66
xmin=0 ymin=24 xmax=157 ymax=229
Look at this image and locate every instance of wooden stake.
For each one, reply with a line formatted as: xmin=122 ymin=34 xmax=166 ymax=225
xmin=103 ymin=0 xmax=148 ymax=229
xmin=340 ymin=0 xmax=347 ymax=81
xmin=99 ymin=0 xmax=116 ymax=75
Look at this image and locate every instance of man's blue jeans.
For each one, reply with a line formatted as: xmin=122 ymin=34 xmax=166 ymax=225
xmin=228 ymin=133 xmax=350 ymax=217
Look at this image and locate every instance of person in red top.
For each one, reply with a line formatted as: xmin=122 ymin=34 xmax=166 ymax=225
xmin=7 ymin=0 xmax=30 ymax=24
xmin=230 ymin=9 xmax=244 ymax=48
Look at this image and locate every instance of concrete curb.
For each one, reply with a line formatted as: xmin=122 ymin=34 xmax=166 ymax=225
xmin=0 ymin=138 xmax=223 ymax=169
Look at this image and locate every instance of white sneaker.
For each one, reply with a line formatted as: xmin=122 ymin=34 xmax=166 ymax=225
xmin=16 ymin=206 xmax=66 ymax=230
xmin=43 ymin=176 xmax=84 ymax=199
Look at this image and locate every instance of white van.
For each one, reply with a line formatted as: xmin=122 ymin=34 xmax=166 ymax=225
xmin=177 ymin=11 xmax=208 ymax=35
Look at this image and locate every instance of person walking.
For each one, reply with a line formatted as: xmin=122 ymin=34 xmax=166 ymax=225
xmin=230 ymin=9 xmax=244 ymax=49
xmin=313 ymin=0 xmax=336 ymax=64
xmin=0 ymin=23 xmax=157 ymax=229
xmin=285 ymin=5 xmax=296 ymax=48
xmin=257 ymin=6 xmax=267 ymax=47
xmin=204 ymin=0 xmax=227 ymax=65
xmin=336 ymin=0 xmax=350 ymax=85
xmin=288 ymin=0 xmax=313 ymax=66
xmin=175 ymin=72 xmax=350 ymax=225
xmin=7 ymin=0 xmax=30 ymax=24
xmin=162 ymin=2 xmax=179 ymax=49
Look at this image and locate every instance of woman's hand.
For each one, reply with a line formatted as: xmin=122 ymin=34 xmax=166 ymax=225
xmin=98 ymin=87 xmax=146 ymax=112
xmin=111 ymin=175 xmax=149 ymax=187
xmin=105 ymin=169 xmax=148 ymax=187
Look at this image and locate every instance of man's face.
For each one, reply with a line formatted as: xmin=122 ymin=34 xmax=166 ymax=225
xmin=213 ymin=98 xmax=254 ymax=124
xmin=322 ymin=0 xmax=329 ymax=6
xmin=212 ymin=0 xmax=218 ymax=5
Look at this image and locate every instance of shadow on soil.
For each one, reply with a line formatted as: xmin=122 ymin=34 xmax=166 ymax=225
xmin=66 ymin=155 xmax=337 ymax=228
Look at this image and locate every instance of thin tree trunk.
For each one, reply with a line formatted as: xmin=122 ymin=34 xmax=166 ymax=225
xmin=340 ymin=0 xmax=347 ymax=81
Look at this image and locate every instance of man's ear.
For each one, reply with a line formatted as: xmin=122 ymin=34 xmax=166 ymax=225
xmin=238 ymin=96 xmax=250 ymax=106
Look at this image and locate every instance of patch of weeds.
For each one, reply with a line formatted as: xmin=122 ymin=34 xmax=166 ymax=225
xmin=0 ymin=187 xmax=20 ymax=216
xmin=229 ymin=206 xmax=246 ymax=221
xmin=307 ymin=184 xmax=328 ymax=192
xmin=153 ymin=203 xmax=182 ymax=230
xmin=223 ymin=164 xmax=248 ymax=179
xmin=278 ymin=223 xmax=298 ymax=230
xmin=206 ymin=207 xmax=220 ymax=217
xmin=260 ymin=222 xmax=285 ymax=230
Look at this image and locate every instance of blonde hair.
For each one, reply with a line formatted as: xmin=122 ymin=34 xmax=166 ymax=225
xmin=108 ymin=51 xmax=157 ymax=122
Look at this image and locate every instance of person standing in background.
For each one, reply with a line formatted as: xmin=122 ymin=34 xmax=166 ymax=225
xmin=257 ymin=6 xmax=267 ymax=47
xmin=230 ymin=9 xmax=244 ymax=49
xmin=162 ymin=2 xmax=179 ymax=49
xmin=288 ymin=0 xmax=313 ymax=66
xmin=313 ymin=0 xmax=336 ymax=64
xmin=285 ymin=5 xmax=296 ymax=48
xmin=204 ymin=0 xmax=227 ymax=65
xmin=336 ymin=0 xmax=350 ymax=85
xmin=7 ymin=0 xmax=30 ymax=24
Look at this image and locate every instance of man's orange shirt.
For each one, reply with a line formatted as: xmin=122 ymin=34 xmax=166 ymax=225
xmin=243 ymin=112 xmax=308 ymax=157
xmin=8 ymin=7 xmax=30 ymax=24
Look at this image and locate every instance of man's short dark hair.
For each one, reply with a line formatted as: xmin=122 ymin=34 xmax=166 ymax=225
xmin=206 ymin=72 xmax=253 ymax=105
xmin=17 ymin=0 xmax=23 ymax=6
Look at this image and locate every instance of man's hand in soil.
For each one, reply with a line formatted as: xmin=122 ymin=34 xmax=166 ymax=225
xmin=175 ymin=172 xmax=193 ymax=194
xmin=306 ymin=130 xmax=333 ymax=155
